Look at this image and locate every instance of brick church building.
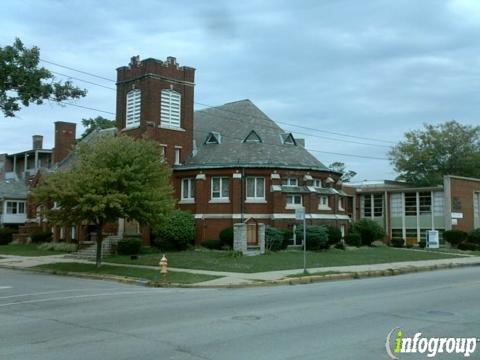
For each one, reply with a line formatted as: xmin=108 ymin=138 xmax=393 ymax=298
xmin=114 ymin=56 xmax=352 ymax=244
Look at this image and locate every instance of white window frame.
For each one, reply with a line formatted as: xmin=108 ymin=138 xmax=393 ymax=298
xmin=125 ymin=89 xmax=141 ymax=129
xmin=319 ymin=196 xmax=330 ymax=210
xmin=6 ymin=201 xmax=25 ymax=215
xmin=246 ymin=177 xmax=266 ymax=202
xmin=286 ymin=194 xmax=303 ymax=209
xmin=313 ymin=179 xmax=322 ymax=188
xmin=181 ymin=178 xmax=195 ymax=202
xmin=282 ymin=177 xmax=298 ymax=187
xmin=338 ymin=197 xmax=344 ymax=211
xmin=160 ymin=89 xmax=181 ymax=129
xmin=174 ymin=148 xmax=181 ymax=165
xmin=210 ymin=177 xmax=230 ymax=202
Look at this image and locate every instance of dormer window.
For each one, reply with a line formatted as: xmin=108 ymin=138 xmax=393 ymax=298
xmin=314 ymin=179 xmax=322 ymax=188
xmin=205 ymin=132 xmax=221 ymax=144
xmin=243 ymin=130 xmax=262 ymax=143
xmin=281 ymin=133 xmax=296 ymax=145
xmin=160 ymin=89 xmax=181 ymax=128
xmin=282 ymin=177 xmax=298 ymax=187
xmin=126 ymin=89 xmax=141 ymax=129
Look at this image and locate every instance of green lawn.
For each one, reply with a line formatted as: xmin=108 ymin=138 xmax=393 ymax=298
xmin=0 ymin=244 xmax=68 ymax=256
xmin=35 ymin=263 xmax=219 ymax=284
xmin=105 ymin=247 xmax=468 ymax=273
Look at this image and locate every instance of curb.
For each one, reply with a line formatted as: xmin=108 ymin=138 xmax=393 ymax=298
xmin=1 ymin=260 xmax=480 ymax=289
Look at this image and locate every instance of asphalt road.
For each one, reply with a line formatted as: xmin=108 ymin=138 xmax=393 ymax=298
xmin=1 ymin=267 xmax=479 ymax=360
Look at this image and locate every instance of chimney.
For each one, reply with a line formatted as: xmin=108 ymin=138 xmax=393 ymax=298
xmin=32 ymin=135 xmax=43 ymax=150
xmin=53 ymin=121 xmax=76 ymax=164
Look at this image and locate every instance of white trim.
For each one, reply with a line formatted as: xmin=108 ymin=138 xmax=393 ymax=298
xmin=245 ymin=199 xmax=267 ymax=204
xmin=159 ymin=125 xmax=186 ymax=132
xmin=174 ymin=145 xmax=183 ymax=149
xmin=178 ymin=200 xmax=195 ymax=204
xmin=270 ymin=173 xmax=281 ymax=180
xmin=195 ymin=173 xmax=206 ymax=181
xmin=233 ymin=173 xmax=242 ymax=179
xmin=303 ymin=174 xmax=313 ymax=181
xmin=307 ymin=186 xmax=317 ymax=192
xmin=271 ymin=185 xmax=282 ymax=192
xmin=193 ymin=213 xmax=351 ymax=220
xmin=208 ymin=199 xmax=230 ymax=204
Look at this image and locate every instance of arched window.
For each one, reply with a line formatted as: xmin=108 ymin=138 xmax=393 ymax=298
xmin=126 ymin=89 xmax=141 ymax=129
xmin=161 ymin=89 xmax=181 ymax=128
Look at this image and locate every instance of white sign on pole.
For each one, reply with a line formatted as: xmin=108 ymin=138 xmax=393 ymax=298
xmin=451 ymin=212 xmax=464 ymax=219
xmin=295 ymin=207 xmax=305 ymax=221
xmin=427 ymin=230 xmax=440 ymax=249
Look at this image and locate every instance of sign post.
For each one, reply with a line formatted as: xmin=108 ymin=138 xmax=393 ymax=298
xmin=295 ymin=207 xmax=307 ymax=274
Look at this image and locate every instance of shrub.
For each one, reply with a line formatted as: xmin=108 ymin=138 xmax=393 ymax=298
xmin=326 ymin=226 xmax=343 ymax=246
xmin=418 ymin=240 xmax=426 ymax=249
xmin=391 ymin=238 xmax=405 ymax=248
xmin=37 ymin=242 xmax=78 ymax=252
xmin=30 ymin=231 xmax=52 ymax=244
xmin=458 ymin=242 xmax=480 ymax=251
xmin=265 ymin=226 xmax=286 ymax=251
xmin=296 ymin=225 xmax=329 ymax=251
xmin=351 ymin=219 xmax=385 ymax=246
xmin=201 ymin=239 xmax=222 ymax=250
xmin=444 ymin=230 xmax=468 ymax=248
xmin=219 ymin=227 xmax=234 ymax=248
xmin=117 ymin=237 xmax=142 ymax=255
xmin=153 ymin=210 xmax=195 ymax=251
xmin=334 ymin=242 xmax=346 ymax=250
xmin=0 ymin=227 xmax=14 ymax=245
xmin=344 ymin=233 xmax=361 ymax=247
xmin=468 ymin=228 xmax=480 ymax=245
xmin=283 ymin=229 xmax=293 ymax=248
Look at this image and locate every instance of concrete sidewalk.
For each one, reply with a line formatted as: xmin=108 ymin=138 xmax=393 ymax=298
xmin=1 ymin=253 xmax=480 ymax=286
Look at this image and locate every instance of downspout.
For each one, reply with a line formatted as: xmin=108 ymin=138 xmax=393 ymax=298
xmin=241 ymin=167 xmax=245 ymax=223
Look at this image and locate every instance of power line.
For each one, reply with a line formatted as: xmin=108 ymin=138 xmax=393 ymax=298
xmin=195 ymin=101 xmax=396 ymax=145
xmin=40 ymin=58 xmax=116 ymax=83
xmin=41 ymin=60 xmax=393 ymax=158
xmin=58 ymin=101 xmax=116 ymax=115
xmin=50 ymin=70 xmax=116 ymax=90
xmin=42 ymin=59 xmax=396 ymax=146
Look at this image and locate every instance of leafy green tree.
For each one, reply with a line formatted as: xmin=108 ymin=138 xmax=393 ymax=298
xmin=0 ymin=38 xmax=86 ymax=117
xmin=389 ymin=121 xmax=480 ymax=186
xmin=81 ymin=116 xmax=116 ymax=138
xmin=328 ymin=162 xmax=357 ymax=182
xmin=33 ymin=135 xmax=174 ymax=267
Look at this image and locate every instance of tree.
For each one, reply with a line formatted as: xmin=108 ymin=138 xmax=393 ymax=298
xmin=389 ymin=121 xmax=480 ymax=186
xmin=0 ymin=38 xmax=86 ymax=117
xmin=81 ymin=116 xmax=116 ymax=138
xmin=329 ymin=162 xmax=357 ymax=182
xmin=33 ymin=135 xmax=174 ymax=267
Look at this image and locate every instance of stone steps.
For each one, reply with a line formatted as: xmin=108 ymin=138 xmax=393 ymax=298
xmin=68 ymin=235 xmax=121 ymax=259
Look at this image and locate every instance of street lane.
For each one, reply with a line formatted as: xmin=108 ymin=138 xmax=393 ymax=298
xmin=1 ymin=267 xmax=479 ymax=359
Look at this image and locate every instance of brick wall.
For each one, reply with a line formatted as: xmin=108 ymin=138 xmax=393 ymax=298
xmin=448 ymin=176 xmax=480 ymax=232
xmin=116 ymin=56 xmax=195 ymax=165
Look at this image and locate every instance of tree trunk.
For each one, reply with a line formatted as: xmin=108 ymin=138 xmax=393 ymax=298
xmin=95 ymin=222 xmax=104 ymax=268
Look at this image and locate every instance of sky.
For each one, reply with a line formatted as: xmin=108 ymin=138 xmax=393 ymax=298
xmin=1 ymin=0 xmax=479 ymax=181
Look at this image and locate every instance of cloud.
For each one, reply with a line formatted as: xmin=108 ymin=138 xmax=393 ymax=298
xmin=1 ymin=0 xmax=479 ymax=180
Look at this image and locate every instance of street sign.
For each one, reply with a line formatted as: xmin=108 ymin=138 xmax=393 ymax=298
xmin=295 ymin=207 xmax=305 ymax=221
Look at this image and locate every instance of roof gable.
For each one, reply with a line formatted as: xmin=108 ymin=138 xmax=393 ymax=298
xmin=242 ymin=130 xmax=262 ymax=143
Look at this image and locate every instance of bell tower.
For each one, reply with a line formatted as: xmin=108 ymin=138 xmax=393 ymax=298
xmin=116 ymin=56 xmax=195 ymax=165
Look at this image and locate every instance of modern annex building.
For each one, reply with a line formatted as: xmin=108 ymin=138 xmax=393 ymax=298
xmin=344 ymin=176 xmax=480 ymax=245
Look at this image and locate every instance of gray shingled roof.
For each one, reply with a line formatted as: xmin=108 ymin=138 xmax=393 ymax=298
xmin=179 ymin=100 xmax=329 ymax=171
xmin=0 ymin=180 xmax=27 ymax=200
